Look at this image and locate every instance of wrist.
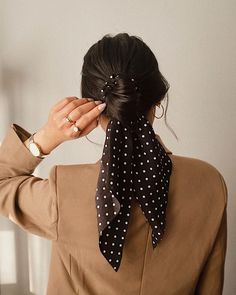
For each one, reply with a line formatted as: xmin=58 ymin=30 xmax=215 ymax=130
xmin=29 ymin=126 xmax=62 ymax=154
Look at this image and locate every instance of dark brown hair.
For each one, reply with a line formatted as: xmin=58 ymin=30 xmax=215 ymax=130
xmin=81 ymin=33 xmax=177 ymax=139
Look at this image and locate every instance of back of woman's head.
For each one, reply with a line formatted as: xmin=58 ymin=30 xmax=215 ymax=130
xmin=81 ymin=32 xmax=170 ymax=126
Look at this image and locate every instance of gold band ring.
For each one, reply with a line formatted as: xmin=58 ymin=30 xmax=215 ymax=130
xmin=65 ymin=115 xmax=74 ymax=123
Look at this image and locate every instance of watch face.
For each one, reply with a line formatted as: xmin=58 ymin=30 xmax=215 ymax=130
xmin=29 ymin=142 xmax=40 ymax=157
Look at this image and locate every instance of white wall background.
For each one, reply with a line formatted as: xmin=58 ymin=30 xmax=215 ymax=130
xmin=0 ymin=0 xmax=235 ymax=294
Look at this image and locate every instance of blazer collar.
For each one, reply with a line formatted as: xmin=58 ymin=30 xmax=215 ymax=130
xmin=95 ymin=133 xmax=172 ymax=165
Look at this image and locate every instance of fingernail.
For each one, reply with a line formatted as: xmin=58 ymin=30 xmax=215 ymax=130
xmin=94 ymin=100 xmax=103 ymax=105
xmin=98 ymin=102 xmax=106 ymax=111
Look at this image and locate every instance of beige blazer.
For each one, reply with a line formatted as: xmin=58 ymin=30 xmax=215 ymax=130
xmin=0 ymin=123 xmax=227 ymax=295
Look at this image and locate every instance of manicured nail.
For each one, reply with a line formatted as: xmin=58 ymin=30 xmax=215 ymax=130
xmin=98 ymin=102 xmax=106 ymax=111
xmin=95 ymin=100 xmax=103 ymax=105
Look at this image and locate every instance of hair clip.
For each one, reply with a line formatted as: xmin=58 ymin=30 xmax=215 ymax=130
xmin=100 ymin=73 xmax=120 ymax=97
xmin=130 ymin=77 xmax=139 ymax=92
xmin=109 ymin=74 xmax=120 ymax=80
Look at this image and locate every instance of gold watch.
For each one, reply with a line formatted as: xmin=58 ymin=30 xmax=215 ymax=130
xmin=28 ymin=133 xmax=48 ymax=159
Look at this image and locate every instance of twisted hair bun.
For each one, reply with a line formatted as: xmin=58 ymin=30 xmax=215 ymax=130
xmin=99 ymin=73 xmax=142 ymax=124
xmin=81 ymin=33 xmax=170 ymax=126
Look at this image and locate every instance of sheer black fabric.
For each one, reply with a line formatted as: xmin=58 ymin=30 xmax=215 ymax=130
xmin=95 ymin=114 xmax=172 ymax=271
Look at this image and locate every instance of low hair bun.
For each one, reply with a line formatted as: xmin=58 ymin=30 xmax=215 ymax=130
xmin=81 ymin=33 xmax=170 ymax=127
xmin=99 ymin=73 xmax=142 ymax=125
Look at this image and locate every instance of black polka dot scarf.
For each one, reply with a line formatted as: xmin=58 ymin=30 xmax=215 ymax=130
xmin=95 ymin=114 xmax=172 ymax=272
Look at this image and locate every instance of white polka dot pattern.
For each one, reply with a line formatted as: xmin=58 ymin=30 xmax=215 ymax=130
xmin=95 ymin=114 xmax=172 ymax=272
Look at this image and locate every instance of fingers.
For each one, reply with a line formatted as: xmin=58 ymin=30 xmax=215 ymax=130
xmin=66 ymin=102 xmax=106 ymax=139
xmin=74 ymin=102 xmax=106 ymax=131
xmin=76 ymin=118 xmax=99 ymax=138
xmin=51 ymin=96 xmax=79 ymax=113
xmin=56 ymin=98 xmax=89 ymax=117
xmin=57 ymin=99 xmax=100 ymax=123
xmin=50 ymin=96 xmax=106 ymax=140
xmin=51 ymin=96 xmax=94 ymax=113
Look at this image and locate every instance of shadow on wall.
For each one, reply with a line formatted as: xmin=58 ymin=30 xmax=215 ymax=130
xmin=0 ymin=218 xmax=34 ymax=295
xmin=1 ymin=285 xmax=35 ymax=295
xmin=0 ymin=67 xmax=42 ymax=294
xmin=0 ymin=65 xmax=27 ymax=129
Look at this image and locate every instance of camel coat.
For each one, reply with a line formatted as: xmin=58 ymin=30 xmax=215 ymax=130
xmin=0 ymin=123 xmax=228 ymax=295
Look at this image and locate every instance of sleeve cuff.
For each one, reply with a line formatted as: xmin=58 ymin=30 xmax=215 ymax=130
xmin=0 ymin=123 xmax=43 ymax=176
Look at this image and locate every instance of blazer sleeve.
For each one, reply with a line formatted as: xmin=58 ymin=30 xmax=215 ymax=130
xmin=0 ymin=123 xmax=58 ymax=240
xmin=195 ymin=173 xmax=228 ymax=295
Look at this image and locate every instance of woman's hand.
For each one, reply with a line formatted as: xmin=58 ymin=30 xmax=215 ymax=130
xmin=27 ymin=97 xmax=106 ymax=155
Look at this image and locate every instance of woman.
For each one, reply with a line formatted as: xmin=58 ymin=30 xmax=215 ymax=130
xmin=0 ymin=33 xmax=227 ymax=294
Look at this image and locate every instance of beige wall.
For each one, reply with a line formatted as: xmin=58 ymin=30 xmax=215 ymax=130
xmin=0 ymin=0 xmax=235 ymax=294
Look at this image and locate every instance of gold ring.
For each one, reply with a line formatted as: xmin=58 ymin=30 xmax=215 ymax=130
xmin=65 ymin=115 xmax=74 ymax=123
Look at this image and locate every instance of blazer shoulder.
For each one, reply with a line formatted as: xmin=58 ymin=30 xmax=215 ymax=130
xmin=172 ymin=154 xmax=220 ymax=172
xmin=170 ymin=154 xmax=228 ymax=206
xmin=56 ymin=161 xmax=99 ymax=179
xmin=57 ymin=161 xmax=98 ymax=170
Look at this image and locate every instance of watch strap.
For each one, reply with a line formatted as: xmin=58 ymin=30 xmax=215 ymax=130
xmin=29 ymin=133 xmax=48 ymax=159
